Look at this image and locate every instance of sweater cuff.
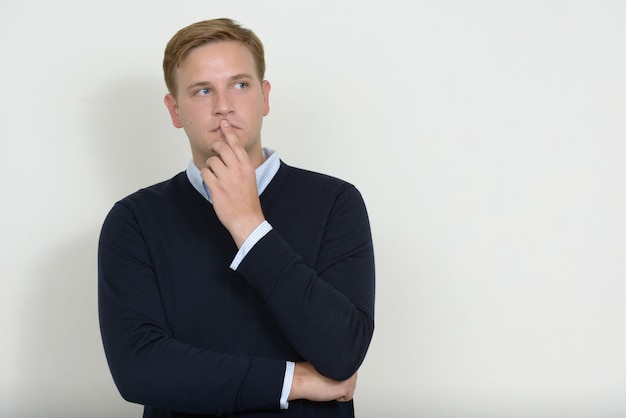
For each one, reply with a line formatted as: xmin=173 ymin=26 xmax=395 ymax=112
xmin=238 ymin=356 xmax=287 ymax=412
xmin=236 ymin=229 xmax=296 ymax=298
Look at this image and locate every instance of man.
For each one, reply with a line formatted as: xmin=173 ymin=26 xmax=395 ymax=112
xmin=98 ymin=18 xmax=375 ymax=417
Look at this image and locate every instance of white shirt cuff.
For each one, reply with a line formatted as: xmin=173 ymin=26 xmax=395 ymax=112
xmin=229 ymin=221 xmax=273 ymax=270
xmin=280 ymin=361 xmax=295 ymax=409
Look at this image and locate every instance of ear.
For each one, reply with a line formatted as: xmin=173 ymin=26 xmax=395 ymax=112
xmin=262 ymin=80 xmax=271 ymax=116
xmin=164 ymin=93 xmax=183 ymax=128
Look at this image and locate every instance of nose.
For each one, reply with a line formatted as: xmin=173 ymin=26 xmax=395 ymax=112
xmin=213 ymin=90 xmax=234 ymax=116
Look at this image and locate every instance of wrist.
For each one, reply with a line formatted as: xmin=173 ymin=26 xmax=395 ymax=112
xmin=231 ymin=216 xmax=265 ymax=248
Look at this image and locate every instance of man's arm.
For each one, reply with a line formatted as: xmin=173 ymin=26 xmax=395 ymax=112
xmin=239 ymin=192 xmax=375 ymax=380
xmin=204 ymin=120 xmax=375 ymax=381
xmin=98 ymin=203 xmax=356 ymax=414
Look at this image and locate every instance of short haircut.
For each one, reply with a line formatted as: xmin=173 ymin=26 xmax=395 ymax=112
xmin=163 ymin=18 xmax=265 ymax=96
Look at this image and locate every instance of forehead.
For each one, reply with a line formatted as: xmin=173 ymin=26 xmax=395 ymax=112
xmin=177 ymin=40 xmax=257 ymax=81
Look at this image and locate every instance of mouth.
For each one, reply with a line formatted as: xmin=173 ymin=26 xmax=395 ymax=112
xmin=211 ymin=121 xmax=239 ymax=132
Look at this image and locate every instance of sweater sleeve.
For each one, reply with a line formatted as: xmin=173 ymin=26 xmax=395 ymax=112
xmin=98 ymin=202 xmax=285 ymax=415
xmin=236 ymin=185 xmax=376 ymax=380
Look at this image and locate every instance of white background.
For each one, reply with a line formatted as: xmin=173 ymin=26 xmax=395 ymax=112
xmin=1 ymin=1 xmax=625 ymax=417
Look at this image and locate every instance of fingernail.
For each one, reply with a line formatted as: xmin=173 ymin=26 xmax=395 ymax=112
xmin=221 ymin=119 xmax=230 ymax=127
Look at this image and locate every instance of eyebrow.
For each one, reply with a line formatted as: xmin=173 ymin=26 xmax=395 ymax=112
xmin=185 ymin=73 xmax=254 ymax=93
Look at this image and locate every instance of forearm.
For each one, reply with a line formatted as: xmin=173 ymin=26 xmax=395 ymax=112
xmin=98 ymin=203 xmax=286 ymax=414
xmin=238 ymin=231 xmax=374 ymax=379
xmin=235 ymin=186 xmax=376 ymax=380
xmin=99 ymin=272 xmax=286 ymax=414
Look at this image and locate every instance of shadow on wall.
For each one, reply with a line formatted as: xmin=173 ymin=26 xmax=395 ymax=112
xmin=13 ymin=227 xmax=141 ymax=416
xmin=11 ymin=76 xmax=188 ymax=416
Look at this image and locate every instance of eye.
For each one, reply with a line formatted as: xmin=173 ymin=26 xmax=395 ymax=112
xmin=196 ymin=88 xmax=210 ymax=96
xmin=234 ymin=82 xmax=247 ymax=90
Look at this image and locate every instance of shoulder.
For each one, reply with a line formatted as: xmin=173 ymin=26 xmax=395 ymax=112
xmin=103 ymin=172 xmax=191 ymax=226
xmin=101 ymin=172 xmax=194 ymax=237
xmin=278 ymin=161 xmax=355 ymax=194
xmin=116 ymin=172 xmax=189 ymax=207
xmin=269 ymin=162 xmax=368 ymax=216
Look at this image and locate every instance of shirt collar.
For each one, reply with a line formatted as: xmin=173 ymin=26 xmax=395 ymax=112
xmin=185 ymin=148 xmax=280 ymax=202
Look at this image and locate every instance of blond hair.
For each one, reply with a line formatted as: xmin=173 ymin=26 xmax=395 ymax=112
xmin=163 ymin=18 xmax=266 ymax=96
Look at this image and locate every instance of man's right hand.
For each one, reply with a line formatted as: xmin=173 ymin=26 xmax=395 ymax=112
xmin=288 ymin=362 xmax=357 ymax=403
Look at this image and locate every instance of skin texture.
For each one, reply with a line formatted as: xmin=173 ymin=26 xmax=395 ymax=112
xmin=163 ymin=40 xmax=357 ymax=403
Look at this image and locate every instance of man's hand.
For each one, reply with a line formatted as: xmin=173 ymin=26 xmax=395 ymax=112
xmin=288 ymin=362 xmax=357 ymax=403
xmin=201 ymin=120 xmax=265 ymax=248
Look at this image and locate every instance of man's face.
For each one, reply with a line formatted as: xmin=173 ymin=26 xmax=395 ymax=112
xmin=164 ymin=40 xmax=271 ymax=168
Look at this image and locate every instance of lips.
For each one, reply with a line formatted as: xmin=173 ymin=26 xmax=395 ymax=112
xmin=211 ymin=121 xmax=238 ymax=132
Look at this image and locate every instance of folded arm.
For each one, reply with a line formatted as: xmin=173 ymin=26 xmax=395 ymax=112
xmin=236 ymin=185 xmax=376 ymax=381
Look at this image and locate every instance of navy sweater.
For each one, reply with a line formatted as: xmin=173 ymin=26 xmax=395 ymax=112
xmin=98 ymin=162 xmax=375 ymax=417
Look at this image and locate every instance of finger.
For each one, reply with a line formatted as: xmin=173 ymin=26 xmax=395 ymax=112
xmin=200 ymin=166 xmax=216 ymax=186
xmin=210 ymin=140 xmax=237 ymax=167
xmin=208 ymin=121 xmax=239 ymax=167
xmin=202 ymin=155 xmax=225 ymax=179
xmin=219 ymin=119 xmax=249 ymax=161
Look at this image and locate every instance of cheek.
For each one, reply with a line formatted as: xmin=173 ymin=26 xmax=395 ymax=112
xmin=179 ymin=107 xmax=200 ymax=128
xmin=259 ymin=94 xmax=269 ymax=115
